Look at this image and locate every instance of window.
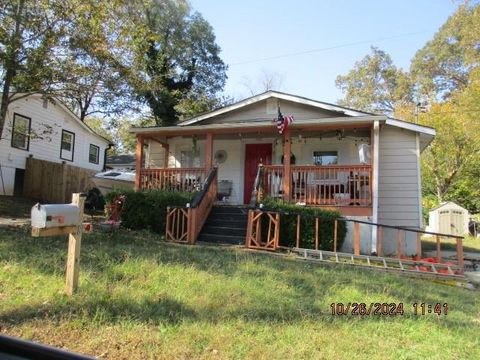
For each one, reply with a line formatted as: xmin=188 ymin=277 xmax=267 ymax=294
xmin=180 ymin=150 xmax=200 ymax=168
xmin=89 ymin=144 xmax=100 ymax=164
xmin=313 ymin=151 xmax=338 ymax=165
xmin=11 ymin=113 xmax=31 ymax=150
xmin=60 ymin=130 xmax=75 ymax=161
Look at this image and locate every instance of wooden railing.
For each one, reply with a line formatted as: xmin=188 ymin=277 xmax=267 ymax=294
xmin=261 ymin=164 xmax=372 ymax=206
xmin=165 ymin=167 xmax=218 ymax=244
xmin=245 ymin=208 xmax=465 ymax=274
xmin=140 ymin=167 xmax=207 ymax=192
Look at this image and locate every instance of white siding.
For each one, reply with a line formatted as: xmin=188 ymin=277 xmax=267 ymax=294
xmin=0 ymin=96 xmax=110 ymax=195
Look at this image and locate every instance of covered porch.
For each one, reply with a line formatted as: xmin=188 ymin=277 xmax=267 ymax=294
xmin=133 ymin=118 xmax=380 ymax=216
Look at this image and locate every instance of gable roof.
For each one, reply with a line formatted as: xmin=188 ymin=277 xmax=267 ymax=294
xmin=178 ymin=90 xmax=374 ymax=126
xmin=430 ymin=201 xmax=468 ymax=212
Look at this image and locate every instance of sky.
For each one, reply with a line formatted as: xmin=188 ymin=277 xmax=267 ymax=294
xmin=189 ymin=0 xmax=459 ymax=103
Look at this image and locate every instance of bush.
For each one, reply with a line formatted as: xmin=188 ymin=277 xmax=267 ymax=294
xmin=260 ymin=197 xmax=348 ymax=251
xmin=105 ymin=190 xmax=196 ymax=234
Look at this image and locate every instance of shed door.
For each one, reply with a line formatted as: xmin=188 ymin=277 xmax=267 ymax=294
xmin=451 ymin=210 xmax=463 ymax=236
xmin=244 ymin=144 xmax=272 ymax=204
xmin=438 ymin=210 xmax=450 ymax=234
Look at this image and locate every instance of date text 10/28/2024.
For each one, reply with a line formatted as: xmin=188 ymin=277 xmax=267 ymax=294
xmin=330 ymin=303 xmax=449 ymax=316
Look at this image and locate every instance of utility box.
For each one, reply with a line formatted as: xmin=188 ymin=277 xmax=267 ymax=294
xmin=31 ymin=203 xmax=80 ymax=229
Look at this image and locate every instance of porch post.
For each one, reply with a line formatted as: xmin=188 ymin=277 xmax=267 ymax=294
xmin=163 ymin=143 xmax=169 ymax=168
xmin=205 ymin=133 xmax=213 ymax=170
xmin=134 ymin=135 xmax=144 ymax=191
xmin=283 ymin=127 xmax=291 ymax=201
xmin=371 ymin=121 xmax=380 ymax=253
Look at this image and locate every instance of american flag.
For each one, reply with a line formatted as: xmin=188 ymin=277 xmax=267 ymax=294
xmin=274 ymin=110 xmax=294 ymax=134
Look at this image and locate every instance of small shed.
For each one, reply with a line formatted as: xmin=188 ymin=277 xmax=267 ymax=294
xmin=427 ymin=202 xmax=470 ymax=236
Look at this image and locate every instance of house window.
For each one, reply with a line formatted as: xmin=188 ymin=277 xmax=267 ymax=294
xmin=180 ymin=150 xmax=200 ymax=168
xmin=313 ymin=151 xmax=338 ymax=165
xmin=11 ymin=113 xmax=31 ymax=150
xmin=60 ymin=130 xmax=75 ymax=161
xmin=89 ymin=144 xmax=100 ymax=164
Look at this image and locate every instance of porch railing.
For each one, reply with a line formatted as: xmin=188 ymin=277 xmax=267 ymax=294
xmin=261 ymin=164 xmax=372 ymax=206
xmin=140 ymin=167 xmax=207 ymax=192
xmin=165 ymin=167 xmax=218 ymax=244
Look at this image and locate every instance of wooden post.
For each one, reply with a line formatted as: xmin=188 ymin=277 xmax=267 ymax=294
xmin=353 ymin=222 xmax=360 ymax=255
xmin=416 ymin=232 xmax=422 ymax=258
xmin=134 ymin=135 xmax=144 ymax=190
xmin=435 ymin=235 xmax=441 ymax=263
xmin=205 ymin=133 xmax=213 ymax=170
xmin=163 ymin=143 xmax=169 ymax=168
xmin=296 ymin=215 xmax=301 ymax=248
xmin=65 ymin=193 xmax=85 ymax=296
xmin=246 ymin=210 xmax=253 ymax=247
xmin=456 ymin=238 xmax=464 ymax=273
xmin=377 ymin=226 xmax=382 ymax=256
xmin=396 ymin=229 xmax=404 ymax=258
xmin=315 ymin=217 xmax=319 ymax=250
xmin=274 ymin=212 xmax=280 ymax=249
xmin=333 ymin=219 xmax=338 ymax=252
xmin=283 ymin=127 xmax=291 ymax=201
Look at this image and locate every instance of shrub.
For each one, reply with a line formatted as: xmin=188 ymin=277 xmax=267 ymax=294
xmin=105 ymin=190 xmax=196 ymax=234
xmin=260 ymin=197 xmax=348 ymax=251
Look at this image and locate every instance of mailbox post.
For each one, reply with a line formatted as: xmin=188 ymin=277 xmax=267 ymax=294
xmin=31 ymin=193 xmax=87 ymax=295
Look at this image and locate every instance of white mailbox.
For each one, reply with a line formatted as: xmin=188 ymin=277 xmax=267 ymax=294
xmin=31 ymin=203 xmax=80 ymax=229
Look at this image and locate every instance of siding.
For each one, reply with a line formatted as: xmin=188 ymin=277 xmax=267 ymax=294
xmin=377 ymin=125 xmax=421 ymax=254
xmin=202 ymin=99 xmax=342 ymax=124
xmin=0 ymin=96 xmax=110 ymax=195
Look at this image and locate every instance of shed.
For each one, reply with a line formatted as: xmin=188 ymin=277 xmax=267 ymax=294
xmin=426 ymin=202 xmax=470 ymax=236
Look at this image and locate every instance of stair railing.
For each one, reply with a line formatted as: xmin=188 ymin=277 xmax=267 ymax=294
xmin=249 ymin=164 xmax=265 ymax=208
xmin=166 ymin=167 xmax=218 ymax=244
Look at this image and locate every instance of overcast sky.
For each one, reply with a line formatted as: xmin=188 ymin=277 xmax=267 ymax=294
xmin=190 ymin=0 xmax=459 ymax=103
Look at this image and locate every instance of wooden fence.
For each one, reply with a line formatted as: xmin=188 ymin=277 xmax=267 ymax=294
xmin=24 ymin=157 xmax=96 ymax=203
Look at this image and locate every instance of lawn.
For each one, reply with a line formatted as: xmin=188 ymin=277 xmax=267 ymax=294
xmin=0 ymin=226 xmax=479 ymax=360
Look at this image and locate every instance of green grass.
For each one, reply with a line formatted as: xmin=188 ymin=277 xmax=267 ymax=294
xmin=1 ymin=227 xmax=479 ymax=360
xmin=422 ymin=235 xmax=480 ymax=254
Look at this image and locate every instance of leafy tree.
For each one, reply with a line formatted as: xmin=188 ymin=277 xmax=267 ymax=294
xmin=410 ymin=2 xmax=480 ymax=100
xmin=0 ymin=0 xmax=73 ymax=139
xmin=117 ymin=0 xmax=227 ymax=126
xmin=335 ymin=47 xmax=413 ymax=114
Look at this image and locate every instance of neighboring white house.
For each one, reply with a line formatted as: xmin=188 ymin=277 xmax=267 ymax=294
xmin=106 ymin=154 xmax=135 ymax=170
xmin=426 ymin=201 xmax=470 ymax=236
xmin=0 ymin=94 xmax=111 ymax=196
xmin=131 ymin=91 xmax=436 ymax=255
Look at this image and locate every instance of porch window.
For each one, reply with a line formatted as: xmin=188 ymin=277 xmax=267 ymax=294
xmin=11 ymin=113 xmax=31 ymax=151
xmin=180 ymin=150 xmax=200 ymax=168
xmin=60 ymin=130 xmax=75 ymax=161
xmin=313 ymin=151 xmax=338 ymax=165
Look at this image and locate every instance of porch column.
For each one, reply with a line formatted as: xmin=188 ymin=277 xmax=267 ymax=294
xmin=283 ymin=127 xmax=292 ymax=201
xmin=134 ymin=135 xmax=144 ymax=191
xmin=205 ymin=133 xmax=213 ymax=170
xmin=371 ymin=121 xmax=380 ymax=253
xmin=163 ymin=143 xmax=169 ymax=168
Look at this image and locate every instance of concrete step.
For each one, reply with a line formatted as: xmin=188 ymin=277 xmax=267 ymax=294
xmin=204 ymin=218 xmax=247 ymax=229
xmin=197 ymin=233 xmax=245 ymax=245
xmin=210 ymin=206 xmax=249 ymax=215
xmin=206 ymin=212 xmax=248 ymax=221
xmin=202 ymin=225 xmax=246 ymax=237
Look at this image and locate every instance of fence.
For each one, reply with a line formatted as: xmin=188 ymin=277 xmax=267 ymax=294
xmin=24 ymin=157 xmax=96 ymax=203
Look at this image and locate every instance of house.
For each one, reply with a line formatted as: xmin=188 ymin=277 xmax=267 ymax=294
xmin=130 ymin=91 xmax=435 ymax=255
xmin=106 ymin=154 xmax=136 ymax=170
xmin=426 ymin=202 xmax=470 ymax=236
xmin=0 ymin=94 xmax=111 ymax=198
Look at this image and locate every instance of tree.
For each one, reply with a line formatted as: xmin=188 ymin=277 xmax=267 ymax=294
xmin=0 ymin=0 xmax=73 ymax=140
xmin=242 ymin=69 xmax=285 ymax=96
xmin=410 ymin=2 xmax=480 ymax=100
xmin=117 ymin=0 xmax=227 ymax=126
xmin=335 ymin=47 xmax=412 ymax=114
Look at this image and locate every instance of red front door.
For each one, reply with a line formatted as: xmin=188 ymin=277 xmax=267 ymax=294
xmin=244 ymin=143 xmax=272 ymax=204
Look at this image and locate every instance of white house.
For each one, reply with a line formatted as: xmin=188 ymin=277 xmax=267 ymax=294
xmin=0 ymin=94 xmax=111 ymax=196
xmin=426 ymin=201 xmax=470 ymax=236
xmin=131 ymin=91 xmax=436 ymax=255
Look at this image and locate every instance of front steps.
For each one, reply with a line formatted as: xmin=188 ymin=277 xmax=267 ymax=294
xmin=197 ymin=206 xmax=248 ymax=245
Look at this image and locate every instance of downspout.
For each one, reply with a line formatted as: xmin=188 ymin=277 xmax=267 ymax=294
xmin=103 ymin=143 xmax=114 ymax=171
xmin=371 ymin=120 xmax=380 ymax=254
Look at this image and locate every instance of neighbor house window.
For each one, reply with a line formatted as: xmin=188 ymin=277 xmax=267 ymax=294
xmin=60 ymin=130 xmax=75 ymax=161
xmin=89 ymin=144 xmax=100 ymax=164
xmin=313 ymin=151 xmax=338 ymax=165
xmin=11 ymin=113 xmax=31 ymax=150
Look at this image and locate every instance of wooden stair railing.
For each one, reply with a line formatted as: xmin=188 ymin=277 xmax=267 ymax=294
xmin=166 ymin=167 xmax=218 ymax=244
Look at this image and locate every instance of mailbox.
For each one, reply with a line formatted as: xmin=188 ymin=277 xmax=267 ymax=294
xmin=31 ymin=203 xmax=80 ymax=229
